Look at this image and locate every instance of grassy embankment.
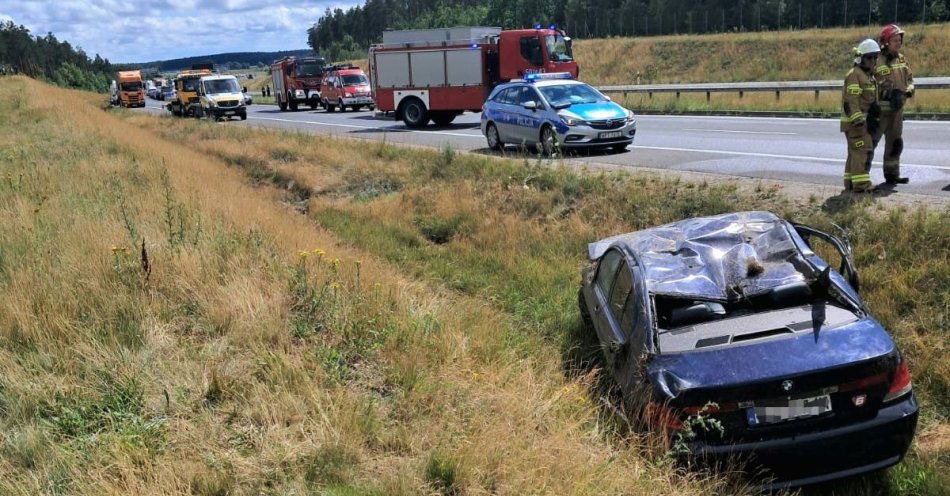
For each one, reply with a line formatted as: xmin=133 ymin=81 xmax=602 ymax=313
xmin=3 ymin=75 xmax=947 ymax=494
xmin=127 ymin=87 xmax=950 ymax=494
xmin=573 ymin=22 xmax=950 ymax=114
xmin=0 ymin=76 xmax=738 ymax=495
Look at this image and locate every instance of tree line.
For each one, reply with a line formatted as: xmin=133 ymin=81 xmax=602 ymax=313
xmin=0 ymin=21 xmax=122 ymax=92
xmin=308 ymin=0 xmax=950 ymax=59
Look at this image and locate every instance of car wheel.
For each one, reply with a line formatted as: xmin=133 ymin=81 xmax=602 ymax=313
xmin=369 ymin=105 xmax=375 ymax=111
xmin=486 ymin=122 xmax=503 ymax=151
xmin=539 ymin=125 xmax=558 ymax=157
xmin=240 ymin=113 xmax=247 ymax=121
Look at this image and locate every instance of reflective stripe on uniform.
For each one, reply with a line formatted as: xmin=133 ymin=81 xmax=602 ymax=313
xmin=851 ymin=173 xmax=872 ymax=184
xmin=852 ymin=139 xmax=865 ymax=149
xmin=847 ymin=84 xmax=862 ymax=95
xmin=875 ymin=66 xmax=892 ymax=75
xmin=863 ymin=84 xmax=876 ymax=91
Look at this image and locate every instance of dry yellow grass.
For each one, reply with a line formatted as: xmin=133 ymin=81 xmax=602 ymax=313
xmin=0 ymin=75 xmax=740 ymax=494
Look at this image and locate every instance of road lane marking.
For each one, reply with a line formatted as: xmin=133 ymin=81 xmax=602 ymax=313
xmin=141 ymin=106 xmax=948 ymax=172
xmin=251 ymin=115 xmax=484 ymax=138
xmin=631 ymin=144 xmax=950 ymax=171
xmin=682 ymin=128 xmax=797 ymax=135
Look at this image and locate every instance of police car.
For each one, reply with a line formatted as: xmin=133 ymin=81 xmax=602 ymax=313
xmin=480 ymin=73 xmax=636 ymax=155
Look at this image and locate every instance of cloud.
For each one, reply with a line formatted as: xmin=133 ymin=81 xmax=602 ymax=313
xmin=1 ymin=1 xmax=359 ymax=62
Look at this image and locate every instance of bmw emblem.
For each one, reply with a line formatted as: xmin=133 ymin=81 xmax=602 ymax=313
xmin=781 ymin=380 xmax=794 ymax=392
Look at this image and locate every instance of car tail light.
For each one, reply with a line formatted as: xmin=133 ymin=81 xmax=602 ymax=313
xmin=645 ymin=402 xmax=683 ymax=430
xmin=883 ymin=359 xmax=912 ymax=403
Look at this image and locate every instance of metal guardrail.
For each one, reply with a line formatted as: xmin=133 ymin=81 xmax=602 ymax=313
xmin=598 ymin=76 xmax=950 ymax=100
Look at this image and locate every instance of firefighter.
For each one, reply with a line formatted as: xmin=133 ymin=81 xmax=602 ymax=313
xmin=873 ymin=24 xmax=913 ymax=184
xmin=840 ymin=39 xmax=881 ymax=193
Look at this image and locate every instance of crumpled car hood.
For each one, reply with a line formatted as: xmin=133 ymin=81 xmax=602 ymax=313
xmin=588 ymin=211 xmax=817 ymax=301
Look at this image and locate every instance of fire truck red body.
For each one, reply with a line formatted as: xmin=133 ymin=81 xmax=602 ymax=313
xmin=270 ymin=55 xmax=327 ymax=111
xmin=369 ymin=26 xmax=578 ymax=127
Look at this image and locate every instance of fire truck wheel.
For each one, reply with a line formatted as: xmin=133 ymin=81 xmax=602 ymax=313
xmin=288 ymin=98 xmax=298 ymax=111
xmin=401 ymin=98 xmax=430 ymax=128
xmin=486 ymin=122 xmax=503 ymax=151
xmin=277 ymin=94 xmax=287 ymax=111
xmin=431 ymin=112 xmax=456 ymax=126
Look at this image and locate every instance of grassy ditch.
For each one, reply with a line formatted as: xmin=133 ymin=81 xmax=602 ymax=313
xmin=0 ymin=76 xmax=750 ymax=495
xmin=125 ymin=100 xmax=950 ymax=494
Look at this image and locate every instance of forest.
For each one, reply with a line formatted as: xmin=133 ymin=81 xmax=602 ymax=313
xmin=0 ymin=21 xmax=117 ymax=92
xmin=308 ymin=0 xmax=950 ymax=60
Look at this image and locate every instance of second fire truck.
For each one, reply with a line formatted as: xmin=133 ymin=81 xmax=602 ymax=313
xmin=369 ymin=26 xmax=578 ymax=127
xmin=270 ymin=55 xmax=327 ymax=111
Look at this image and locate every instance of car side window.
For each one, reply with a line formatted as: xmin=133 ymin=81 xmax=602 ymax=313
xmin=500 ymin=87 xmax=519 ymax=105
xmin=519 ymin=36 xmax=543 ymax=65
xmin=514 ymin=87 xmax=541 ymax=106
xmin=608 ymin=261 xmax=632 ymax=320
xmin=595 ymin=249 xmax=623 ymax=295
xmin=492 ymin=88 xmax=510 ymax=103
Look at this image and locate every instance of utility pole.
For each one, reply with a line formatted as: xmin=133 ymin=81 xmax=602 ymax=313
xmin=844 ymin=0 xmax=848 ymax=27
xmin=821 ymin=2 xmax=825 ymax=27
xmin=722 ymin=9 xmax=726 ymax=32
xmin=895 ymin=0 xmax=899 ymax=22
xmin=799 ymin=3 xmax=803 ymax=28
xmin=868 ymin=0 xmax=872 ymax=26
xmin=922 ymin=0 xmax=927 ymax=24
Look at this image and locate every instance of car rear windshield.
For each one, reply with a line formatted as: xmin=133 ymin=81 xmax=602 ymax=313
xmin=342 ymin=74 xmax=368 ymax=85
xmin=539 ymin=83 xmax=606 ymax=107
xmin=120 ymin=81 xmax=142 ymax=91
xmin=203 ymin=79 xmax=240 ymax=95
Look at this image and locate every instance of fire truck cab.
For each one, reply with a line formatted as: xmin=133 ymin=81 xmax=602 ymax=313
xmin=271 ymin=56 xmax=327 ymax=111
xmin=320 ymin=65 xmax=374 ymax=112
xmin=369 ymin=26 xmax=577 ymax=127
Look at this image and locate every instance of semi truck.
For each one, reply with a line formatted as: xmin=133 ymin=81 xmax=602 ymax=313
xmin=270 ymin=55 xmax=327 ymax=111
xmin=369 ymin=26 xmax=578 ymax=127
xmin=114 ymin=70 xmax=146 ymax=107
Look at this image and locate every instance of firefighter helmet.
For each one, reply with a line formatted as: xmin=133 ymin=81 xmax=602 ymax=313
xmin=853 ymin=39 xmax=881 ymax=64
xmin=879 ymin=24 xmax=905 ymax=46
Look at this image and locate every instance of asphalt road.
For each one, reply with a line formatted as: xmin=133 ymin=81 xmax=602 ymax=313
xmin=141 ymin=98 xmax=950 ymax=198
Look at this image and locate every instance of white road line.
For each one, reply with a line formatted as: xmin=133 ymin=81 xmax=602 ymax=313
xmin=251 ymin=115 xmax=484 ymax=138
xmin=682 ymin=128 xmax=797 ymax=135
xmin=631 ymin=144 xmax=950 ymax=171
xmin=143 ymin=105 xmax=948 ymax=172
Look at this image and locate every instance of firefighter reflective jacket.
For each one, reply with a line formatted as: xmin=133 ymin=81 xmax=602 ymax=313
xmin=840 ymin=67 xmax=877 ymax=132
xmin=875 ymin=53 xmax=914 ymax=111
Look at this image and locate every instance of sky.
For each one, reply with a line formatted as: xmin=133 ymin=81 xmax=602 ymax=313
xmin=0 ymin=1 xmax=357 ymax=63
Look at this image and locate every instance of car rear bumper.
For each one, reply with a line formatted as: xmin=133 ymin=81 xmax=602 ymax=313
xmin=689 ymin=394 xmax=918 ymax=490
xmin=209 ymin=107 xmax=246 ymax=117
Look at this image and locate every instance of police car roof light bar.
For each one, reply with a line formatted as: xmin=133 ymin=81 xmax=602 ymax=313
xmin=524 ymin=72 xmax=573 ymax=81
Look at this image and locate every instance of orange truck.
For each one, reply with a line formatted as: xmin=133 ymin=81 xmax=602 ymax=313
xmin=114 ymin=70 xmax=146 ymax=107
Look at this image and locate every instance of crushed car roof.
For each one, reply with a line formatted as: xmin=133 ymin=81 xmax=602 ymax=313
xmin=588 ymin=211 xmax=817 ymax=301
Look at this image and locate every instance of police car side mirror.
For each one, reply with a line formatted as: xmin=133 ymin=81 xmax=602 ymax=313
xmin=604 ymin=96 xmax=612 ymax=101
xmin=523 ymin=101 xmax=538 ymax=111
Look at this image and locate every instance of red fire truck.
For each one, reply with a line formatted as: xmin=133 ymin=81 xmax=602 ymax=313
xmin=369 ymin=26 xmax=577 ymax=127
xmin=270 ymin=55 xmax=327 ymax=111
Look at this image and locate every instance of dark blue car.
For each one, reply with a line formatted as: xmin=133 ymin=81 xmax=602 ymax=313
xmin=578 ymin=211 xmax=917 ymax=489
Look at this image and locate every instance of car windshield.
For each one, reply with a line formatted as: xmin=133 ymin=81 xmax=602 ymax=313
xmin=539 ymin=83 xmax=606 ymax=107
xmin=544 ymin=35 xmax=574 ymax=62
xmin=342 ymin=74 xmax=368 ymax=85
xmin=120 ymin=81 xmax=142 ymax=91
xmin=181 ymin=78 xmax=200 ymax=92
xmin=203 ymin=78 xmax=240 ymax=94
xmin=296 ymin=62 xmax=324 ymax=77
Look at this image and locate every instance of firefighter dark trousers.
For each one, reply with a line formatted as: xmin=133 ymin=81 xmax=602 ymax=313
xmin=845 ymin=126 xmax=873 ymax=191
xmin=873 ymin=109 xmax=903 ymax=179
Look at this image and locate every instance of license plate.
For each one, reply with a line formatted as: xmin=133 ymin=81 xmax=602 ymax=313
xmin=226 ymin=111 xmax=235 ymax=115
xmin=599 ymin=131 xmax=623 ymax=139
xmin=745 ymin=394 xmax=832 ymax=426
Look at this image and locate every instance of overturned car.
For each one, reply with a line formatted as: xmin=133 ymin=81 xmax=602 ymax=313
xmin=578 ymin=211 xmax=917 ymax=489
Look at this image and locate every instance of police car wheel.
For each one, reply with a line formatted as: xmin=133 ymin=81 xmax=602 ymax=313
xmin=539 ymin=126 xmax=558 ymax=156
xmin=486 ymin=123 xmax=503 ymax=151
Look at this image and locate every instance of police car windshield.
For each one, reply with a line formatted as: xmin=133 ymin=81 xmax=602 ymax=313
xmin=296 ymin=63 xmax=324 ymax=77
xmin=342 ymin=74 xmax=368 ymax=85
xmin=539 ymin=83 xmax=605 ymax=107
xmin=203 ymin=78 xmax=240 ymax=94
xmin=544 ymin=35 xmax=573 ymax=62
